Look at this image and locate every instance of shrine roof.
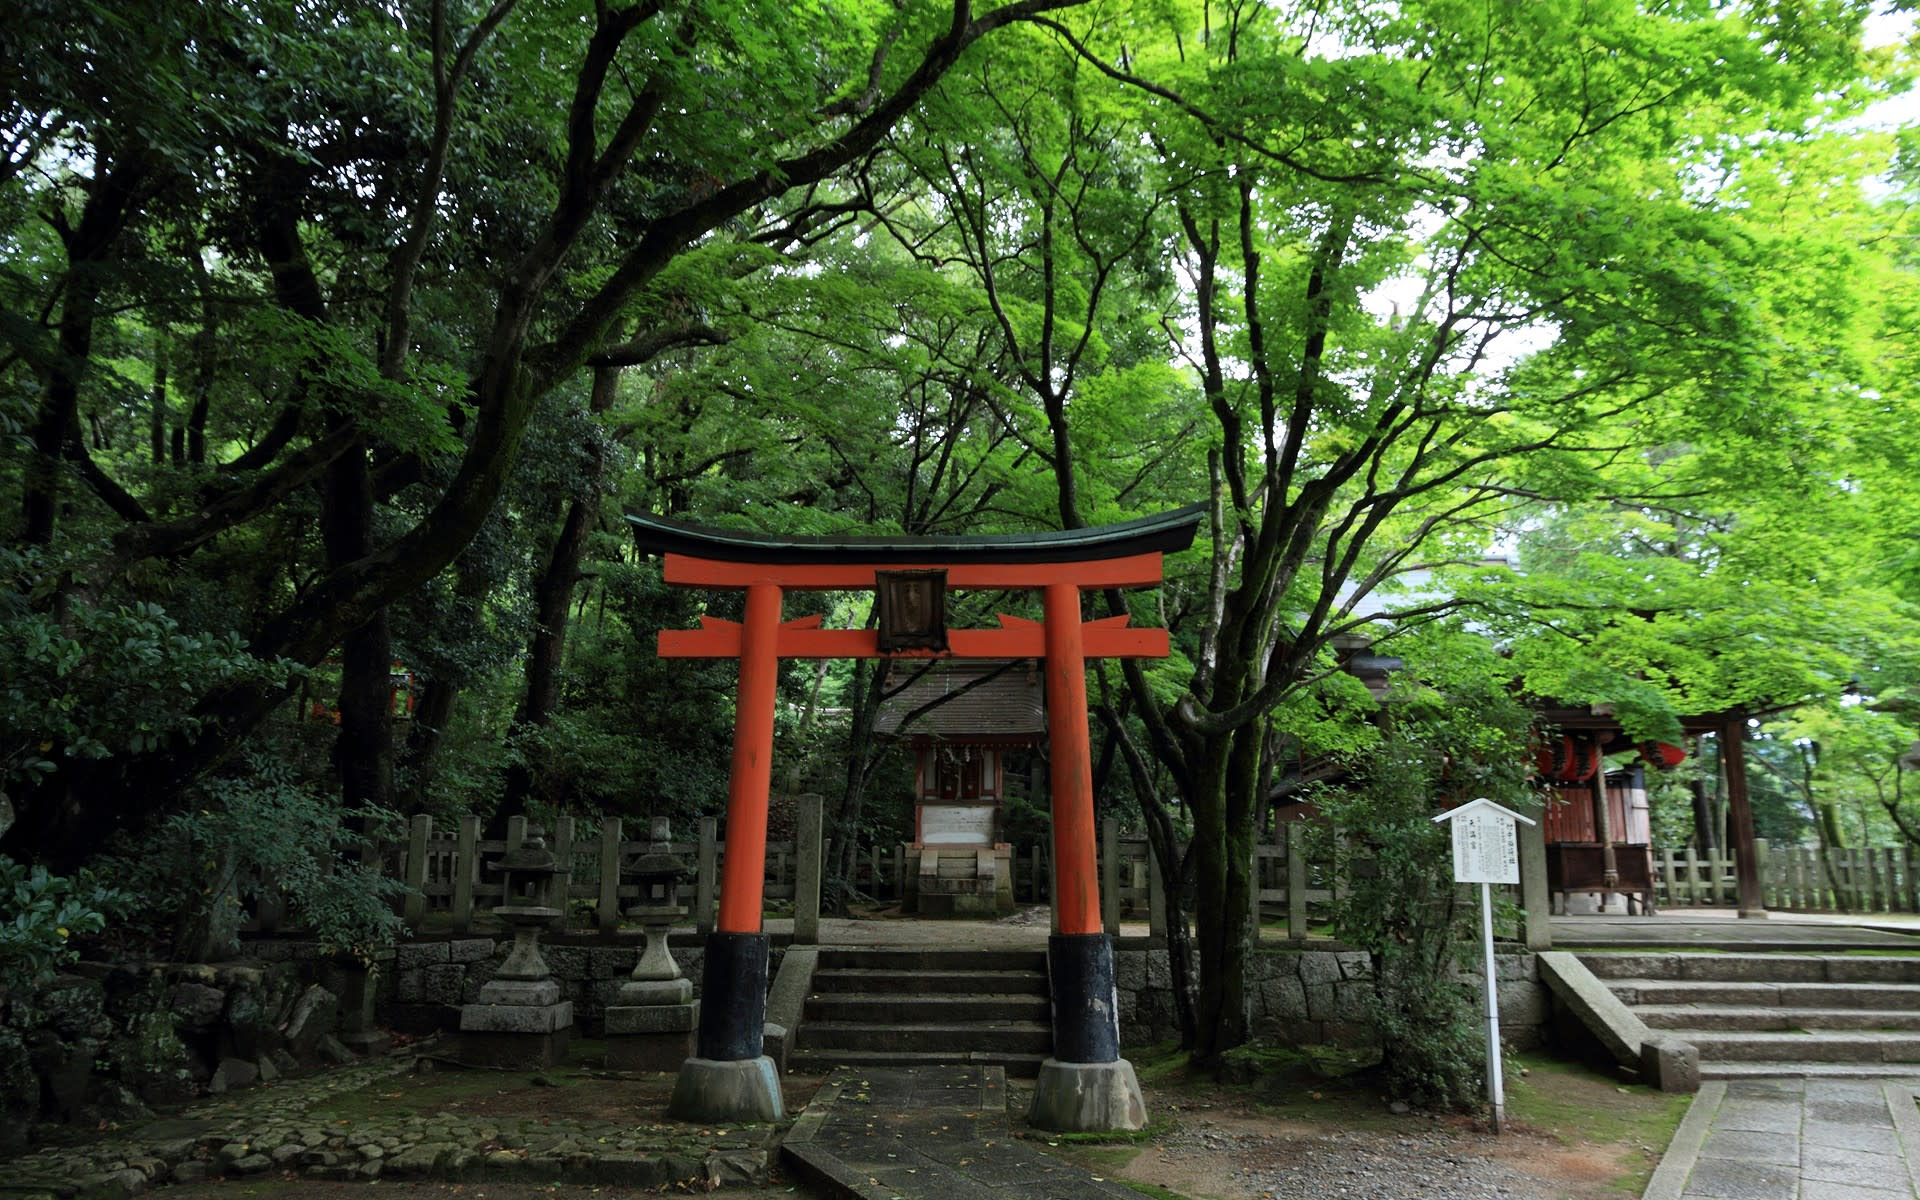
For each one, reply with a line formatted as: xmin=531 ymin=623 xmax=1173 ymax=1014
xmin=627 ymin=505 xmax=1204 ymax=565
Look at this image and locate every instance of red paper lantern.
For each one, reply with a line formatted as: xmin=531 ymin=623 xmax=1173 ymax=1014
xmin=1639 ymin=740 xmax=1686 ymax=769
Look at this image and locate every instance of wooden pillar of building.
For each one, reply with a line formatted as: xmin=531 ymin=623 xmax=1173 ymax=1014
xmin=1721 ymin=715 xmax=1766 ymax=917
xmin=1591 ymin=758 xmax=1618 ymax=889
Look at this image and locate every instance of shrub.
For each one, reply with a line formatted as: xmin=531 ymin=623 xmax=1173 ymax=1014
xmin=100 ymin=755 xmax=407 ymax=962
xmin=0 ymin=856 xmax=130 ymax=994
xmin=1316 ymin=664 xmax=1535 ymax=1111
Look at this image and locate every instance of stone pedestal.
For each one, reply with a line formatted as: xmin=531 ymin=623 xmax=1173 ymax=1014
xmin=604 ymin=916 xmax=696 ymax=1072
xmin=667 ymin=1055 xmax=784 ymax=1123
xmin=457 ymin=903 xmax=574 ymax=1069
xmin=1029 ymin=1058 xmax=1147 ymax=1132
xmin=604 ymin=991 xmax=696 ymax=1071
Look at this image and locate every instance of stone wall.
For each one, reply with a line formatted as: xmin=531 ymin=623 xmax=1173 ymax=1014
xmin=372 ymin=934 xmax=769 ymax=1036
xmin=0 ymin=959 xmax=352 ymax=1152
xmin=1113 ymin=940 xmax=1548 ymax=1051
xmin=375 ymin=933 xmax=1546 ymax=1051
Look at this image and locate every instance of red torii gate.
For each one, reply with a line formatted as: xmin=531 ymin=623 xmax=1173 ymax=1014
xmin=634 ymin=506 xmax=1201 ymax=1130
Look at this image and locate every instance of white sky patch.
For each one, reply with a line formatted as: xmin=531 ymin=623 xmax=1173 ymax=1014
xmin=1846 ymin=6 xmax=1918 ymax=133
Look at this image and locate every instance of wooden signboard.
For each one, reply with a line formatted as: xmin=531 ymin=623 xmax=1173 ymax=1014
xmin=920 ymin=804 xmax=995 ymax=846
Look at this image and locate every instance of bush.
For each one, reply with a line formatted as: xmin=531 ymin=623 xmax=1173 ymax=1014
xmin=0 ymin=856 xmax=130 ymax=994
xmin=100 ymin=755 xmax=408 ymax=962
xmin=1316 ymin=665 xmax=1535 ymax=1111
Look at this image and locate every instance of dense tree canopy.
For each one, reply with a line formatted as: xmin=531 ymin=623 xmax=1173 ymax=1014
xmin=4 ymin=0 xmax=1918 ymax=1058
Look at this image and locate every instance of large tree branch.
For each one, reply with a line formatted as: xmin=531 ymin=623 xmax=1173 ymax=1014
xmin=1028 ymin=15 xmax=1400 ymax=186
xmin=380 ymin=0 xmax=522 ymax=380
xmin=536 ymin=0 xmax=1089 ymax=388
xmin=587 ymin=322 xmax=726 ymax=367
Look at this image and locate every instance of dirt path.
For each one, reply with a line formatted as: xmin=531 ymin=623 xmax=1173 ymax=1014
xmin=1019 ymin=1055 xmax=1685 ymax=1200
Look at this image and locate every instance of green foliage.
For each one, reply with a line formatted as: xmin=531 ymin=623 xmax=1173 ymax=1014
xmin=1316 ymin=662 xmax=1536 ymax=1110
xmin=100 ymin=757 xmax=406 ymax=962
xmin=0 ymin=549 xmax=281 ymax=789
xmin=0 ymin=856 xmax=130 ymax=993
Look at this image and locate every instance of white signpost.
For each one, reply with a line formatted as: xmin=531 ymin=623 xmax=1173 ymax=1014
xmin=1432 ymin=797 xmax=1536 ymax=1134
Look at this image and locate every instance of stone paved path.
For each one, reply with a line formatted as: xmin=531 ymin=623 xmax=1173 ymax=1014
xmin=783 ymin=1065 xmax=1133 ymax=1200
xmin=1553 ymin=910 xmax=1920 ymax=951
xmin=0 ymin=1052 xmax=773 ymax=1199
xmin=1644 ymin=1077 xmax=1920 ymax=1200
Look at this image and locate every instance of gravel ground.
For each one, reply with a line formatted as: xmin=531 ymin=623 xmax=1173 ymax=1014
xmin=1163 ymin=1120 xmax=1553 ymax=1200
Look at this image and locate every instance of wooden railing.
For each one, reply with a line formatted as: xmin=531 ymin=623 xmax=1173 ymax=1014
xmin=1649 ymin=841 xmax=1920 ymax=914
xmin=253 ymin=805 xmax=1558 ymax=944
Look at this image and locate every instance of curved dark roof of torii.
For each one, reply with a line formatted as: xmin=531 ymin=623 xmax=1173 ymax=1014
xmin=626 ymin=504 xmax=1205 ymax=565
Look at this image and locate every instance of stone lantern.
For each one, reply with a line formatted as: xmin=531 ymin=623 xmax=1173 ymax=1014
xmin=605 ymin=818 xmax=697 ymax=1070
xmin=458 ymin=830 xmax=574 ymax=1068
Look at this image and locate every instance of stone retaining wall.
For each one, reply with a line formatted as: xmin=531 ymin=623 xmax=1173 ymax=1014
xmin=365 ymin=934 xmax=1545 ymax=1050
xmin=357 ymin=934 xmax=779 ymax=1036
xmin=1 ymin=959 xmax=352 ymax=1152
xmin=1113 ymin=942 xmax=1548 ymax=1050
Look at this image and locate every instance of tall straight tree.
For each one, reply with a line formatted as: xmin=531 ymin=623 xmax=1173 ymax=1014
xmin=879 ymin=0 xmax=1889 ymax=1057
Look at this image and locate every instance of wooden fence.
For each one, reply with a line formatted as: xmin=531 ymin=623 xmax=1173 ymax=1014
xmin=1648 ymin=841 xmax=1920 ymax=914
xmin=252 ymin=807 xmax=1372 ymax=941
xmin=245 ymin=807 xmax=1920 ymax=950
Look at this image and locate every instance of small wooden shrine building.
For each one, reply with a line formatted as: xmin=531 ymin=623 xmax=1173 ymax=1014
xmin=873 ymin=659 xmax=1045 ymax=916
xmin=1534 ymin=730 xmax=1671 ymax=913
xmin=1534 ymin=705 xmax=1767 ymax=918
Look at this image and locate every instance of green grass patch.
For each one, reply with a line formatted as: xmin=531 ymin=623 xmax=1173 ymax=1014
xmin=1126 ymin=1040 xmax=1195 ymax=1086
xmin=1037 ymin=1144 xmax=1144 ymax=1167
xmin=1503 ymin=1052 xmax=1691 ymax=1194
xmin=1036 ymin=1140 xmax=1193 ymax=1200
xmin=1030 ymin=1120 xmax=1173 ymax=1146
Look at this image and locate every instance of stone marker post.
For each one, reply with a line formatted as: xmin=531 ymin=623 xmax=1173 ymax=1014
xmin=795 ymin=796 xmax=823 ymax=944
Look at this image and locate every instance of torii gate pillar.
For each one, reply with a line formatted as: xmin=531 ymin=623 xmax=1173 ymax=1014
xmin=637 ymin=507 xmax=1200 ymax=1131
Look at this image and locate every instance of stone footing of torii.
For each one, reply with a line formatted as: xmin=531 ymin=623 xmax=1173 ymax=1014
xmin=634 ymin=506 xmax=1204 ymax=1132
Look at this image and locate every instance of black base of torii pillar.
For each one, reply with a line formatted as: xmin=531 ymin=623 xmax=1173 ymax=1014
xmin=635 ymin=506 xmax=1201 ymax=1131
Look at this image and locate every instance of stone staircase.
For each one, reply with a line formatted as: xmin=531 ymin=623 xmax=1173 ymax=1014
xmin=788 ymin=948 xmax=1054 ymax=1078
xmin=1578 ymin=950 xmax=1920 ymax=1079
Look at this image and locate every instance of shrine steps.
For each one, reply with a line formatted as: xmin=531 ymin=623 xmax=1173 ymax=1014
xmin=1577 ymin=950 xmax=1920 ymax=1078
xmin=788 ymin=947 xmax=1053 ymax=1078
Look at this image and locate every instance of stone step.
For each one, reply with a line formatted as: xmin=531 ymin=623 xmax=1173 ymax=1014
xmin=1577 ymin=952 xmax=1920 ymax=984
xmin=803 ymin=992 xmax=1052 ymax=1024
xmin=1700 ymin=1060 xmax=1920 ymax=1081
xmin=786 ymin=1047 xmax=1051 ymax=1079
xmin=1637 ymin=1004 xmax=1920 ymax=1032
xmin=1604 ymin=979 xmax=1920 ymax=1008
xmin=797 ymin=1020 xmax=1054 ymax=1055
xmin=1668 ymin=1029 xmax=1920 ymax=1063
xmin=808 ymin=968 xmax=1049 ymax=996
xmin=815 ymin=948 xmax=1049 ymax=973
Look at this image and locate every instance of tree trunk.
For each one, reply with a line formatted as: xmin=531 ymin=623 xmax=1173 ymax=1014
xmin=397 ymin=554 xmax=500 ymax=807
xmin=493 ymin=366 xmax=620 ymax=835
xmin=22 ymin=150 xmax=144 ymax=545
xmin=1097 ymin=699 xmax=1199 ymax=1047
xmin=149 ymin=337 xmax=168 ymax=465
xmin=1187 ymin=721 xmax=1260 ymax=1062
xmin=828 ymin=659 xmax=889 ymax=909
xmin=324 ymin=433 xmax=394 ymax=820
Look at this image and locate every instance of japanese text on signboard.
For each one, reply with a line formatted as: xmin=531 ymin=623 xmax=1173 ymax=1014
xmin=1448 ymin=808 xmax=1520 ymax=884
